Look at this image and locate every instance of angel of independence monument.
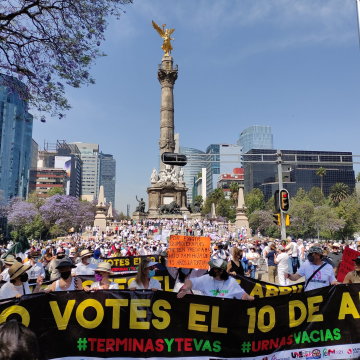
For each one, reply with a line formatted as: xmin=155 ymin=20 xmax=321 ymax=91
xmin=134 ymin=22 xmax=190 ymax=219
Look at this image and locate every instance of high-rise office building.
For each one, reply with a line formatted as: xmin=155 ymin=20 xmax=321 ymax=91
xmin=39 ymin=140 xmax=82 ymax=198
xmin=206 ymin=144 xmax=242 ymax=196
xmin=237 ymin=125 xmax=273 ymax=155
xmin=29 ymin=168 xmax=67 ymax=198
xmin=71 ymin=142 xmax=99 ymax=201
xmin=30 ymin=139 xmax=38 ymax=169
xmin=244 ymin=149 xmax=355 ymax=202
xmin=0 ymin=75 xmax=33 ymax=200
xmin=99 ymin=152 xmax=116 ymax=208
xmin=179 ymin=147 xmax=206 ymax=204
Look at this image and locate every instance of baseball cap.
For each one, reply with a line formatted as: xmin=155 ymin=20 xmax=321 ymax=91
xmin=208 ymin=259 xmax=227 ymax=271
xmin=309 ymin=246 xmax=322 ymax=255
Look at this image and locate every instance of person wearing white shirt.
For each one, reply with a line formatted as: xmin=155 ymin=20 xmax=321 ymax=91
xmin=166 ymin=263 xmax=207 ymax=293
xmin=262 ymin=243 xmax=270 ymax=272
xmin=177 ymin=259 xmax=254 ymax=300
xmin=286 ymin=246 xmax=339 ymax=291
xmin=88 ymin=262 xmax=119 ymax=290
xmin=118 ymin=246 xmax=126 ymax=257
xmin=0 ymin=255 xmax=17 ymax=282
xmin=129 ymin=258 xmax=161 ymax=291
xmin=0 ymin=262 xmax=42 ymax=300
xmin=138 ymin=246 xmax=147 ymax=256
xmin=72 ymin=249 xmax=97 ymax=276
xmin=25 ymin=251 xmax=45 ymax=281
xmin=275 ymin=245 xmax=289 ymax=285
xmin=298 ymin=240 xmax=305 ymax=266
xmin=246 ymin=245 xmax=260 ymax=279
xmin=290 ymin=240 xmax=299 ymax=274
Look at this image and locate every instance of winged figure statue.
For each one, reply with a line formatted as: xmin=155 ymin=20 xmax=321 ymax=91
xmin=152 ymin=21 xmax=175 ymax=56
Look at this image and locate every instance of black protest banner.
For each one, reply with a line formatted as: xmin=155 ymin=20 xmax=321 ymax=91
xmin=1 ymin=270 xmax=304 ymax=298
xmin=78 ymin=272 xmax=303 ymax=297
xmin=78 ymin=270 xmax=175 ymax=292
xmin=236 ymin=275 xmax=305 ymax=298
xmin=103 ymin=255 xmax=161 ymax=272
xmin=1 ymin=285 xmax=360 ymax=359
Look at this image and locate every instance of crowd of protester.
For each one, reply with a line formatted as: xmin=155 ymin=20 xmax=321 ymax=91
xmin=0 ymin=218 xmax=359 ymax=301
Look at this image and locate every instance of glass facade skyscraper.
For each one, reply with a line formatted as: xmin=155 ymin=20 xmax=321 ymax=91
xmin=244 ymin=149 xmax=355 ymax=202
xmin=99 ymin=153 xmax=116 ymax=208
xmin=0 ymin=76 xmax=33 ymax=200
xmin=237 ymin=125 xmax=273 ymax=155
xmin=206 ymin=144 xmax=242 ymax=196
xmin=179 ymin=147 xmax=206 ymax=204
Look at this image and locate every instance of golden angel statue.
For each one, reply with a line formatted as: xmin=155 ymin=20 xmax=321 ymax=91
xmin=152 ymin=21 xmax=175 ymax=56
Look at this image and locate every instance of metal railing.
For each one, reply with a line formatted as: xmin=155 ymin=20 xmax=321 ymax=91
xmin=169 ymin=153 xmax=360 ymax=165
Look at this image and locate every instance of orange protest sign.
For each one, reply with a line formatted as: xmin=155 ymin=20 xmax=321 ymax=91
xmin=167 ymin=235 xmax=210 ymax=269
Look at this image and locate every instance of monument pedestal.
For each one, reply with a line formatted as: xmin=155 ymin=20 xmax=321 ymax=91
xmin=147 ymin=180 xmax=190 ymax=219
xmin=132 ymin=212 xmax=148 ymax=221
xmin=94 ymin=185 xmax=107 ymax=233
xmin=235 ymin=187 xmax=251 ymax=237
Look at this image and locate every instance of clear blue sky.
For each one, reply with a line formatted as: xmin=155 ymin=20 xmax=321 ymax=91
xmin=32 ymin=0 xmax=360 ymax=213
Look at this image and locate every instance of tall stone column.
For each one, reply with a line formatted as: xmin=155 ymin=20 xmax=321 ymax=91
xmin=158 ymin=55 xmax=178 ymax=171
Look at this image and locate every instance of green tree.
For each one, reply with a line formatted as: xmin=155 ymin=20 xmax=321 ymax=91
xmin=216 ymin=198 xmax=230 ymax=219
xmin=356 ymin=172 xmax=360 ymax=182
xmin=265 ymin=195 xmax=276 ymax=212
xmin=27 ymin=191 xmax=46 ymax=210
xmin=311 ymin=205 xmax=345 ymax=240
xmin=194 ymin=195 xmax=204 ymax=207
xmin=248 ymin=210 xmax=280 ymax=237
xmin=330 ymin=183 xmax=350 ymax=205
xmin=229 ymin=182 xmax=240 ymax=205
xmin=288 ymin=198 xmax=315 ymax=238
xmin=308 ymin=187 xmax=326 ymax=207
xmin=227 ymin=204 xmax=237 ymax=223
xmin=294 ymin=188 xmax=308 ymax=202
xmin=48 ymin=187 xmax=65 ymax=197
xmin=212 ymin=188 xmax=225 ymax=207
xmin=244 ymin=188 xmax=265 ymax=215
xmin=115 ymin=212 xmax=130 ymax=221
xmin=24 ymin=214 xmax=47 ymax=240
xmin=203 ymin=188 xmax=225 ymax=215
xmin=316 ymin=167 xmax=327 ymax=194
xmin=334 ymin=194 xmax=360 ymax=240
xmin=49 ymin=224 xmax=62 ymax=238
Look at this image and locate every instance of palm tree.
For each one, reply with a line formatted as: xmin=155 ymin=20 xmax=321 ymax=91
xmin=330 ymin=183 xmax=350 ymax=204
xmin=356 ymin=172 xmax=360 ymax=183
xmin=212 ymin=188 xmax=224 ymax=207
xmin=316 ymin=167 xmax=327 ymax=194
xmin=229 ymin=182 xmax=240 ymax=205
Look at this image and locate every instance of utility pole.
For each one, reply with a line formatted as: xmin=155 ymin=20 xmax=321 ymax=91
xmin=276 ymin=150 xmax=286 ymax=240
xmin=357 ymin=0 xmax=360 ymax=50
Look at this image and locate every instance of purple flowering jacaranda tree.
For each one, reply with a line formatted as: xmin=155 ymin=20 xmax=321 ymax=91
xmin=7 ymin=198 xmax=38 ymax=229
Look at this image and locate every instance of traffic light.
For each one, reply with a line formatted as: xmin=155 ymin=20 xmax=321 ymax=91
xmin=285 ymin=214 xmax=292 ymax=226
xmin=273 ymin=214 xmax=280 ymax=226
xmin=280 ymin=189 xmax=290 ymax=212
xmin=161 ymin=152 xmax=187 ymax=166
xmin=274 ymin=190 xmax=280 ymax=213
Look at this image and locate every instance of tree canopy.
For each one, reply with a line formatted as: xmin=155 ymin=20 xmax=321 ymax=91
xmin=0 ymin=0 xmax=131 ymax=120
